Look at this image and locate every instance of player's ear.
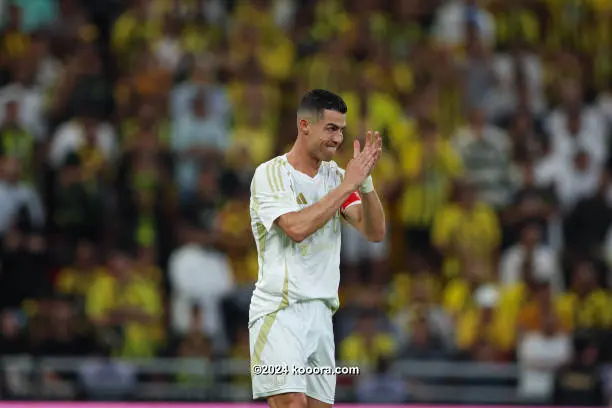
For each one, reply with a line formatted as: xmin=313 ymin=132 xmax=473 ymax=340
xmin=299 ymin=118 xmax=310 ymax=134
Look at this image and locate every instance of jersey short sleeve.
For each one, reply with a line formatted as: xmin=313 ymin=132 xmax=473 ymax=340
xmin=251 ymin=160 xmax=299 ymax=232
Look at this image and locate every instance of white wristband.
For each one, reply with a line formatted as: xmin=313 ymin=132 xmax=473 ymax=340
xmin=359 ymin=175 xmax=374 ymax=194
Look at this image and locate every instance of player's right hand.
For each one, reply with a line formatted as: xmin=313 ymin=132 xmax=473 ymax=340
xmin=343 ymin=135 xmax=378 ymax=190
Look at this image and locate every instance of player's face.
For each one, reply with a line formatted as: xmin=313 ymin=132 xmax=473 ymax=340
xmin=310 ymin=109 xmax=346 ymax=161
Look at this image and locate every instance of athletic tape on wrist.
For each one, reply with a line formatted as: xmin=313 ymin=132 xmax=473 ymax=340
xmin=359 ymin=176 xmax=374 ymax=194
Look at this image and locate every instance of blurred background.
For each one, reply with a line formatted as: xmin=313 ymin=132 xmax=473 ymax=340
xmin=1 ymin=0 xmax=612 ymax=405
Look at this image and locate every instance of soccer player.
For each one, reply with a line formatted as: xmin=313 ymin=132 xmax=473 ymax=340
xmin=248 ymin=89 xmax=386 ymax=408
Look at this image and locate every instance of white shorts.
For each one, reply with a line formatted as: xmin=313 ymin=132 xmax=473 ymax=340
xmin=341 ymin=223 xmax=389 ymax=263
xmin=249 ymin=300 xmax=336 ymax=404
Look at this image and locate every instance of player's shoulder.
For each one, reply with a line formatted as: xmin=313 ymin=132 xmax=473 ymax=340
xmin=252 ymin=155 xmax=291 ymax=192
xmin=253 ymin=155 xmax=288 ymax=177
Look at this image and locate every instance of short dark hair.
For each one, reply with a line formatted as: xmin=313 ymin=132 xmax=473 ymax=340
xmin=298 ymin=89 xmax=347 ymax=119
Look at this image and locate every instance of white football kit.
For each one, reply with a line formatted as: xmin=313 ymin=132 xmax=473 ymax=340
xmin=248 ymin=154 xmax=361 ymax=404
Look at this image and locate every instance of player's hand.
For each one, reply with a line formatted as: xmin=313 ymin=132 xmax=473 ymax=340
xmin=343 ymin=132 xmax=379 ymax=190
xmin=365 ymin=130 xmax=383 ymax=167
xmin=357 ymin=130 xmax=383 ymax=175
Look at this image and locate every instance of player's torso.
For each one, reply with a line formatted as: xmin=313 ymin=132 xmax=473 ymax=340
xmin=290 ymin=163 xmax=344 ymax=258
xmin=252 ymin=157 xmax=343 ymax=305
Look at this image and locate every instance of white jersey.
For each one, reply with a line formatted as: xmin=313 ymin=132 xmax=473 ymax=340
xmin=248 ymin=154 xmax=361 ymax=325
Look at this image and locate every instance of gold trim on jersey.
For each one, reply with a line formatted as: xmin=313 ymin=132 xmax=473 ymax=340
xmin=250 ymin=260 xmax=290 ymax=371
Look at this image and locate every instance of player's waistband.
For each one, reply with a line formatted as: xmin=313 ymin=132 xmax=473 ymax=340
xmin=248 ymin=298 xmax=337 ymax=328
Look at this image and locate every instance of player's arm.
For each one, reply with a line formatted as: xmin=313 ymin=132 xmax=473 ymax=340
xmin=252 ymin=154 xmax=373 ymax=243
xmin=277 ymin=181 xmax=356 ymax=242
xmin=341 ymin=132 xmax=386 ymax=242
xmin=342 ymin=189 xmax=386 ymax=242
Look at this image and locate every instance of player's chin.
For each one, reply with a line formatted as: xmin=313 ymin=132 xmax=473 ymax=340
xmin=320 ymin=147 xmax=337 ymax=161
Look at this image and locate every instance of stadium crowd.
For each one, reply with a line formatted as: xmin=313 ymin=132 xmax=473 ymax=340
xmin=1 ymin=0 xmax=612 ymax=404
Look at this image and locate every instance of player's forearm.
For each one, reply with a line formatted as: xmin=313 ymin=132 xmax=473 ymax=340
xmin=278 ymin=182 xmax=355 ymax=242
xmin=360 ymin=189 xmax=386 ymax=242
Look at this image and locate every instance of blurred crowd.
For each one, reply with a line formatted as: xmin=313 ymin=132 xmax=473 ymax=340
xmin=2 ymin=0 xmax=612 ymax=404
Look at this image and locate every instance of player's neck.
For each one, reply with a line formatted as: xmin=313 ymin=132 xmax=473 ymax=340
xmin=286 ymin=144 xmax=321 ymax=178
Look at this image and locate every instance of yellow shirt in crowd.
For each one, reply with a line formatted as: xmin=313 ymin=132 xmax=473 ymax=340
xmin=455 ymin=306 xmax=514 ymax=352
xmin=442 ymin=277 xmax=476 ymax=317
xmin=432 ymin=202 xmax=501 ymax=280
xmin=339 ymin=333 xmax=397 ymax=368
xmin=556 ymin=290 xmax=612 ymax=330
xmin=387 ymin=272 xmax=441 ymax=317
xmin=399 ymin=138 xmax=463 ymax=229
xmin=218 ymin=199 xmax=259 ymax=285
xmin=56 ymin=266 xmax=108 ymax=297
xmin=86 ymin=273 xmax=163 ymax=358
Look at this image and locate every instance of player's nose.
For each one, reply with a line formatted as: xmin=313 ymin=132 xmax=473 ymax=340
xmin=332 ymin=132 xmax=343 ymax=144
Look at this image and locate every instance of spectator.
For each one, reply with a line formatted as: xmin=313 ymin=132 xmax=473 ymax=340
xmin=400 ymin=119 xmax=463 ymax=259
xmin=502 ymin=161 xmax=557 ymax=246
xmin=173 ymin=304 xmax=213 ymax=359
xmin=47 ymin=42 xmax=114 ymax=122
xmin=387 ymin=255 xmax=441 ymax=321
xmin=168 ymin=226 xmax=233 ymax=352
xmin=486 ymin=43 xmax=547 ymax=122
xmin=454 ymin=284 xmax=513 ymax=359
xmin=121 ymin=101 xmax=171 ymax=152
xmin=506 ymin=110 xmax=546 ymax=163
xmin=0 ymin=224 xmax=51 ymax=309
xmin=432 ymin=0 xmax=496 ymax=52
xmin=55 ymin=240 xmax=108 ymax=307
xmin=554 ymin=151 xmax=601 ymax=215
xmin=460 ymin=32 xmax=496 ymax=113
xmin=50 ymin=153 xmax=103 ymax=245
xmin=171 ymin=91 xmax=228 ymax=198
xmin=152 ymin=14 xmax=184 ymax=72
xmin=0 ymin=4 xmax=30 ymax=61
xmin=557 ymin=259 xmax=611 ymax=332
xmin=39 ymin=296 xmax=95 ymax=356
xmin=394 ymin=274 xmax=453 ymax=351
xmin=398 ymin=314 xmax=449 ymax=360
xmin=544 ymin=80 xmax=608 ymax=167
xmin=339 ymin=309 xmax=397 ymax=370
xmin=30 ymin=33 xmax=62 ymax=92
xmin=500 ymin=221 xmax=562 ymax=292
xmin=85 ymin=249 xmax=163 ymax=358
xmin=0 ymin=156 xmax=45 ymax=236
xmin=452 ymin=108 xmax=514 ymax=210
xmin=170 ymin=58 xmax=230 ymax=125
xmin=228 ymin=89 xmax=274 ymax=167
xmin=563 ymin=169 xmax=612 ymax=255
xmin=432 ymin=180 xmax=501 ymax=280
xmin=552 ymin=336 xmax=607 ymax=406
xmin=517 ymin=310 xmax=572 ymax=401
xmin=0 ymin=99 xmax=36 ymax=181
xmin=0 ymin=309 xmax=27 ymax=355
xmin=48 ymin=112 xmax=117 ymax=171
xmin=0 ymin=58 xmax=45 ymax=141
xmin=355 ymin=357 xmax=409 ymax=403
